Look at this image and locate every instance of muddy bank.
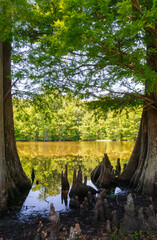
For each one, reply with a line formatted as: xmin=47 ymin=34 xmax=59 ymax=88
xmin=1 ymin=192 xmax=157 ymax=240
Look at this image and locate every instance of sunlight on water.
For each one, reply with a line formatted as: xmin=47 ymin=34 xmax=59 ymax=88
xmin=17 ymin=141 xmax=134 ymax=159
xmin=15 ymin=141 xmax=135 ymax=219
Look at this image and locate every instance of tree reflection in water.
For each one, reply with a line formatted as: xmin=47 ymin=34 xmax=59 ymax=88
xmin=17 ymin=141 xmax=134 ymax=204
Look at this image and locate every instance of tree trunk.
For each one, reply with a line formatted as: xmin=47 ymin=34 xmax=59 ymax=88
xmin=120 ymin=109 xmax=146 ymax=182
xmin=120 ymin=108 xmax=157 ymax=195
xmin=0 ymin=41 xmax=7 ymax=211
xmin=120 ymin=36 xmax=157 ymax=195
xmin=0 ymin=42 xmax=31 ymax=212
xmin=120 ymin=28 xmax=157 ymax=196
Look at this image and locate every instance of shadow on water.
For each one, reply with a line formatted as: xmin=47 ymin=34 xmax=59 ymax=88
xmin=0 ymin=187 xmax=31 ymax=225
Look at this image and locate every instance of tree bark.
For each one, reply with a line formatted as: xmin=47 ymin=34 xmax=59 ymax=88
xmin=0 ymin=41 xmax=7 ymax=211
xmin=0 ymin=42 xmax=31 ymax=212
xmin=120 ymin=108 xmax=157 ymax=195
xmin=120 ymin=32 xmax=157 ymax=196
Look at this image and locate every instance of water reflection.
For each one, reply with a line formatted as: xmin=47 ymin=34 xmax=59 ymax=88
xmin=16 ymin=141 xmax=135 ymax=218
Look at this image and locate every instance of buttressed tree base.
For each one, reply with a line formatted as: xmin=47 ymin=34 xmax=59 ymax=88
xmin=0 ymin=41 xmax=31 ymax=212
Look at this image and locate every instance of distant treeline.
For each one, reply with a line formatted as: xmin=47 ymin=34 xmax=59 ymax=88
xmin=13 ymin=94 xmax=142 ymax=141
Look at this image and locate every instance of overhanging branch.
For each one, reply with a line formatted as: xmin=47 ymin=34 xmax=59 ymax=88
xmin=3 ymin=78 xmax=19 ymax=101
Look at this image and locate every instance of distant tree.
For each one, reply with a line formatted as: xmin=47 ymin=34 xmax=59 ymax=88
xmin=13 ymin=94 xmax=141 ymax=141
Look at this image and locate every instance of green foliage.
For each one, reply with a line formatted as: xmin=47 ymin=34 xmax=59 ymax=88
xmin=0 ymin=0 xmax=32 ymax=42
xmin=13 ymin=94 xmax=142 ymax=141
xmin=109 ymin=229 xmax=153 ymax=240
xmin=1 ymin=0 xmax=157 ymax=113
xmin=11 ymin=0 xmax=156 ymax=110
xmin=1 ymin=0 xmax=157 ymax=117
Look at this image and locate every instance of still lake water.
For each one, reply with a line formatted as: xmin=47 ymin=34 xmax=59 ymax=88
xmin=10 ymin=141 xmax=135 ymax=220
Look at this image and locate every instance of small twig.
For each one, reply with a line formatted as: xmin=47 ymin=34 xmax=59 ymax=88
xmin=131 ymin=1 xmax=143 ymax=14
xmin=135 ymin=0 xmax=143 ymax=13
xmin=95 ymin=10 xmax=106 ymax=24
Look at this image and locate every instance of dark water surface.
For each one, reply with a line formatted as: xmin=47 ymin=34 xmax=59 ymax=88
xmin=5 ymin=141 xmax=135 ymax=221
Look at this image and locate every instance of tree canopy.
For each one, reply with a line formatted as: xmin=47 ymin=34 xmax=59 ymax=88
xmin=1 ymin=0 xmax=157 ymax=107
xmin=6 ymin=0 xmax=156 ymax=111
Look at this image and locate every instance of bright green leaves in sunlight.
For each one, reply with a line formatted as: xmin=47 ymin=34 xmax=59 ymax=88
xmin=16 ymin=0 xmax=157 ymax=110
xmin=13 ymin=94 xmax=142 ymax=141
xmin=0 ymin=0 xmax=31 ymax=41
xmin=1 ymin=0 xmax=157 ymax=116
xmin=0 ymin=0 xmax=13 ymax=41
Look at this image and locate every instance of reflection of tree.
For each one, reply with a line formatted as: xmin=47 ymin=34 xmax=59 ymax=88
xmin=18 ymin=142 xmax=133 ymax=201
xmin=61 ymin=190 xmax=69 ymax=206
xmin=20 ymin=155 xmax=100 ymax=200
xmin=31 ymin=158 xmax=61 ymax=199
xmin=17 ymin=141 xmax=135 ymax=160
